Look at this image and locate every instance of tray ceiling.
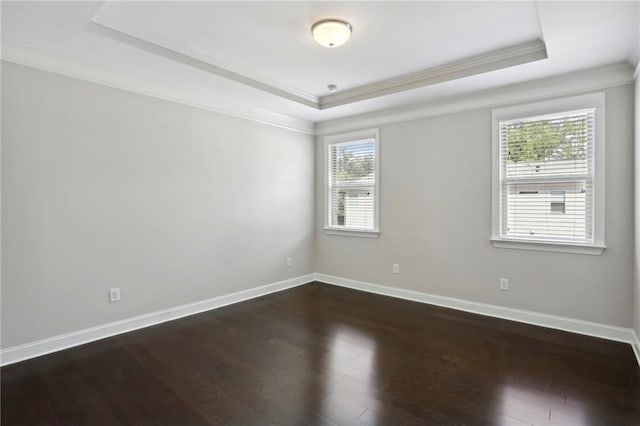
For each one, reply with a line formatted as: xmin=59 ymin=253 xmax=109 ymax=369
xmin=1 ymin=2 xmax=638 ymax=131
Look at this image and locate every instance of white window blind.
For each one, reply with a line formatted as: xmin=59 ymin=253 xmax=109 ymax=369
xmin=499 ymin=109 xmax=595 ymax=243
xmin=328 ymin=138 xmax=376 ymax=231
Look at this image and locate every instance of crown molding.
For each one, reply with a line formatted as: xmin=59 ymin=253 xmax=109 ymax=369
xmin=90 ymin=10 xmax=548 ymax=112
xmin=2 ymin=37 xmax=632 ymax=139
xmin=0 ymin=42 xmax=315 ymax=135
xmin=315 ymin=61 xmax=634 ymax=136
xmin=318 ymin=39 xmax=548 ymax=109
xmin=87 ymin=17 xmax=320 ymax=109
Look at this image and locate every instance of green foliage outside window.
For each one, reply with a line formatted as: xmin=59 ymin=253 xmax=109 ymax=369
xmin=332 ymin=142 xmax=375 ymax=225
xmin=336 ymin=150 xmax=375 ymax=180
xmin=506 ymin=117 xmax=588 ymax=163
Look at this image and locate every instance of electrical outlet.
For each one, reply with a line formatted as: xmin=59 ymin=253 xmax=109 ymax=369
xmin=286 ymin=257 xmax=292 ymax=268
xmin=109 ymin=288 xmax=121 ymax=303
xmin=499 ymin=278 xmax=509 ymax=291
xmin=393 ymin=264 xmax=400 ymax=274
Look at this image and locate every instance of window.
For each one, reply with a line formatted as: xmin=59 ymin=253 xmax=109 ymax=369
xmin=491 ymin=93 xmax=606 ymax=255
xmin=549 ymin=190 xmax=566 ymax=214
xmin=324 ymin=128 xmax=379 ymax=237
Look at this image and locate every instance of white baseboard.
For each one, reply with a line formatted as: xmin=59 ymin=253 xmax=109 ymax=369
xmin=4 ymin=273 xmax=637 ymax=368
xmin=314 ymin=273 xmax=636 ymax=345
xmin=632 ymin=331 xmax=640 ymax=367
xmin=0 ymin=274 xmax=315 ymax=366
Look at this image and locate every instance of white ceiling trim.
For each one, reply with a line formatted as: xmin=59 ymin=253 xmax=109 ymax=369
xmin=0 ymin=41 xmax=314 ymax=135
xmin=315 ymin=62 xmax=633 ymax=136
xmin=318 ymin=40 xmax=548 ymax=109
xmin=2 ymin=43 xmax=631 ymax=139
xmin=87 ymin=18 xmax=319 ymax=109
xmin=90 ymin=12 xmax=548 ymax=111
xmin=3 ymin=50 xmax=630 ymax=139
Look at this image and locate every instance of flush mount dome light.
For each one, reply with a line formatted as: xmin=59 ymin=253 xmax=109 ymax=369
xmin=311 ymin=19 xmax=352 ymax=48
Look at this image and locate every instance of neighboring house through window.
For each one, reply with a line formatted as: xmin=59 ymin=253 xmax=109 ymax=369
xmin=491 ymin=93 xmax=606 ymax=255
xmin=324 ymin=128 xmax=379 ymax=237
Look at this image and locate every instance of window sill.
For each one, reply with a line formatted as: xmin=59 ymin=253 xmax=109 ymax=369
xmin=323 ymin=227 xmax=380 ymax=238
xmin=490 ymin=238 xmax=606 ymax=255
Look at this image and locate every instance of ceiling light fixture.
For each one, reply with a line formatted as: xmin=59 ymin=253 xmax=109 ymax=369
xmin=311 ymin=19 xmax=352 ymax=48
xmin=327 ymin=84 xmax=338 ymax=93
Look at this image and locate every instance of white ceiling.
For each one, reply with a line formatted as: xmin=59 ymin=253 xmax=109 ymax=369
xmin=93 ymin=1 xmax=543 ymax=96
xmin=2 ymin=1 xmax=639 ymax=132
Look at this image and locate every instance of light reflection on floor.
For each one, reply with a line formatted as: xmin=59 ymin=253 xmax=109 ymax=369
xmin=318 ymin=325 xmax=380 ymax=424
xmin=499 ymin=384 xmax=585 ymax=425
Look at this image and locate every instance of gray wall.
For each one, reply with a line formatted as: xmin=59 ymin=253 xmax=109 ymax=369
xmin=2 ymin=60 xmax=635 ymax=351
xmin=316 ymin=85 xmax=634 ymax=327
xmin=1 ymin=62 xmax=315 ymax=348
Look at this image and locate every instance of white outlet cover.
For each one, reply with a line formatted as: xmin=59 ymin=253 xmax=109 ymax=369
xmin=109 ymin=288 xmax=121 ymax=302
xmin=499 ymin=279 xmax=509 ymax=291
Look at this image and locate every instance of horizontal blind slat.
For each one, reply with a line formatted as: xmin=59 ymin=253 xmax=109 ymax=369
xmin=328 ymin=138 xmax=376 ymax=230
xmin=499 ymin=108 xmax=595 ymax=242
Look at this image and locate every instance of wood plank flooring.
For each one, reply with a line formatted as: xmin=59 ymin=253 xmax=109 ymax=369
xmin=2 ymin=282 xmax=640 ymax=425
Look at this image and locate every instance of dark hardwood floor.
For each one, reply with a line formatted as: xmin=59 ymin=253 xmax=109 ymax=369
xmin=2 ymin=282 xmax=640 ymax=425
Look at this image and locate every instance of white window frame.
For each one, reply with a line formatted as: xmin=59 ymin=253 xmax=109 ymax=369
xmin=323 ymin=128 xmax=380 ymax=238
xmin=491 ymin=93 xmax=606 ymax=255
